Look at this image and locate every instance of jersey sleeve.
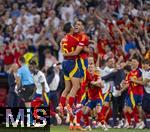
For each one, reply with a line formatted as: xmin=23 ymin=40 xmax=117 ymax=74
xmin=39 ymin=72 xmax=45 ymax=83
xmin=17 ymin=69 xmax=22 ymax=77
xmin=78 ymin=34 xmax=88 ymax=47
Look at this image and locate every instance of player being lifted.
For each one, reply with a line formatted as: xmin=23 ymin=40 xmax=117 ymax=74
xmin=58 ymin=22 xmax=81 ymax=118
xmin=63 ymin=19 xmax=90 ymax=111
xmin=64 ymin=19 xmax=89 ymax=82
xmin=58 ymin=20 xmax=90 ymax=129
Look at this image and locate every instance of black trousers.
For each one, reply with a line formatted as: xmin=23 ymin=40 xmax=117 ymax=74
xmin=142 ymin=92 xmax=150 ymax=113
xmin=7 ymin=92 xmax=19 ymax=107
xmin=50 ymin=91 xmax=59 ymax=110
xmin=112 ymin=92 xmax=126 ymax=126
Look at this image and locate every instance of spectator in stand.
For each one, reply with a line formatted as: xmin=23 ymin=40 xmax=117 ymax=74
xmin=141 ymin=60 xmax=150 ymax=116
xmin=11 ymin=3 xmax=20 ymax=18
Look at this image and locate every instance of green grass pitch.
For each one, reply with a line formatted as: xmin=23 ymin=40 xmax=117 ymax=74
xmin=50 ymin=125 xmax=149 ymax=132
xmin=0 ymin=127 xmax=49 ymax=132
xmin=0 ymin=126 xmax=149 ymax=132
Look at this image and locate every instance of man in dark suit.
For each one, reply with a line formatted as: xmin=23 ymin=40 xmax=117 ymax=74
xmin=7 ymin=63 xmax=19 ymax=107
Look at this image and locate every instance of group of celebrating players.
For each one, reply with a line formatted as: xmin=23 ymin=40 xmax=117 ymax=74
xmin=50 ymin=19 xmax=150 ymax=131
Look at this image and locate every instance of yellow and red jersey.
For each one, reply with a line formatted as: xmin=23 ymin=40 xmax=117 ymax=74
xmin=125 ymin=69 xmax=144 ymax=95
xmin=61 ymin=34 xmax=78 ymax=60
xmin=73 ymin=32 xmax=89 ymax=59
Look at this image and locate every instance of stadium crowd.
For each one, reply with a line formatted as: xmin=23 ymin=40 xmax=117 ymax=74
xmin=0 ymin=0 xmax=149 ymax=130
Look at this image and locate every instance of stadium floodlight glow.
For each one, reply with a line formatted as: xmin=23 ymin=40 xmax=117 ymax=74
xmin=6 ymin=108 xmax=47 ymax=127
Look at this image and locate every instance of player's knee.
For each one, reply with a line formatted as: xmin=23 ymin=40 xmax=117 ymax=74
xmin=96 ymin=106 xmax=101 ymax=113
xmin=127 ymin=107 xmax=132 ymax=113
xmin=62 ymin=88 xmax=70 ymax=96
xmin=65 ymin=87 xmax=71 ymax=93
xmin=123 ymin=106 xmax=127 ymax=113
xmin=83 ymin=107 xmax=90 ymax=115
xmin=73 ymin=83 xmax=80 ymax=90
xmin=103 ymin=102 xmax=109 ymax=107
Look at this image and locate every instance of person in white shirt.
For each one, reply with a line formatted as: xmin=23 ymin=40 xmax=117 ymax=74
xmin=97 ymin=58 xmax=115 ymax=98
xmin=141 ymin=60 xmax=150 ymax=94
xmin=29 ymin=59 xmax=50 ymax=107
xmin=141 ymin=59 xmax=150 ymax=128
xmin=29 ymin=59 xmax=62 ymax=125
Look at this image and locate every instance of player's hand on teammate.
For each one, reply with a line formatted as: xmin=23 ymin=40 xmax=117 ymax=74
xmin=63 ymin=52 xmax=68 ymax=56
xmin=90 ymin=81 xmax=96 ymax=86
xmin=130 ymin=77 xmax=136 ymax=82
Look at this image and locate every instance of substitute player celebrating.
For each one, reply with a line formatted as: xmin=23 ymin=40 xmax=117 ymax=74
xmin=81 ymin=63 xmax=108 ymax=131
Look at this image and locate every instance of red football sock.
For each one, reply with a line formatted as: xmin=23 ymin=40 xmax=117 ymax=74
xmin=101 ymin=105 xmax=109 ymax=117
xmin=76 ymin=109 xmax=83 ymax=124
xmin=97 ymin=112 xmax=105 ymax=124
xmin=133 ymin=107 xmax=139 ymax=123
xmin=105 ymin=108 xmax=112 ymax=123
xmin=70 ymin=114 xmax=74 ymax=123
xmin=83 ymin=114 xmax=90 ymax=126
xmin=60 ymin=96 xmax=66 ymax=107
xmin=125 ymin=112 xmax=131 ymax=125
xmin=76 ymin=89 xmax=82 ymax=104
xmin=68 ymin=97 xmax=75 ymax=107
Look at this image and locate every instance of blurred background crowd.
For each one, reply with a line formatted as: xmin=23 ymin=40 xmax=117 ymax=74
xmin=0 ymin=0 xmax=149 ymax=125
xmin=0 ymin=0 xmax=149 ymax=71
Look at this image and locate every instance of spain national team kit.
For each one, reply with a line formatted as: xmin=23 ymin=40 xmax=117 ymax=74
xmin=83 ymin=71 xmax=103 ymax=109
xmin=61 ymin=34 xmax=81 ymax=80
xmin=73 ymin=32 xmax=89 ymax=80
xmin=125 ymin=69 xmax=144 ymax=108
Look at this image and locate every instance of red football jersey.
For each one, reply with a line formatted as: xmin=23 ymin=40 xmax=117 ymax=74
xmin=85 ymin=71 xmax=102 ymax=100
xmin=73 ymin=32 xmax=89 ymax=59
xmin=61 ymin=34 xmax=78 ymax=59
xmin=125 ymin=69 xmax=144 ymax=95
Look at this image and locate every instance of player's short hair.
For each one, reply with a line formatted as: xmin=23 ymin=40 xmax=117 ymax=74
xmin=19 ymin=56 xmax=25 ymax=63
xmin=76 ymin=19 xmax=86 ymax=27
xmin=132 ymin=54 xmax=140 ymax=62
xmin=63 ymin=22 xmax=73 ymax=33
xmin=123 ymin=65 xmax=132 ymax=72
xmin=142 ymin=59 xmax=150 ymax=64
xmin=29 ymin=59 xmax=37 ymax=65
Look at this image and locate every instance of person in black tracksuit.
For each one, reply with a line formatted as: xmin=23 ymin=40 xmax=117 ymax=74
xmin=102 ymin=67 xmax=127 ymax=127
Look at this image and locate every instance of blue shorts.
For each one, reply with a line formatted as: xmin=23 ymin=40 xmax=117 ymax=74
xmin=103 ymin=92 xmax=111 ymax=103
xmin=86 ymin=99 xmax=102 ymax=109
xmin=77 ymin=58 xmax=88 ymax=80
xmin=125 ymin=94 xmax=143 ymax=108
xmin=62 ymin=59 xmax=81 ymax=80
xmin=81 ymin=96 xmax=88 ymax=106
xmin=33 ymin=92 xmax=50 ymax=107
